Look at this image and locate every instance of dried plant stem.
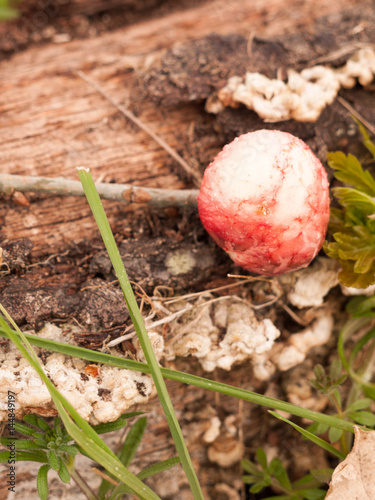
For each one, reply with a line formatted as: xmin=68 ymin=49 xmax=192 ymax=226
xmin=337 ymin=96 xmax=375 ymax=136
xmin=0 ymin=173 xmax=198 ymax=209
xmin=75 ymin=70 xmax=202 ymax=185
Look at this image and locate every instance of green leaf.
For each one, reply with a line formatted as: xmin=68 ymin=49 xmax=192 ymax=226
xmin=264 ymin=493 xmax=300 ymax=499
xmin=328 ymin=425 xmax=343 ymax=443
xmin=298 ymin=489 xmax=327 ymax=500
xmin=363 ymin=385 xmax=375 ymax=400
xmin=315 ymin=423 xmax=330 ymax=435
xmin=34 ymin=439 xmax=47 ymax=448
xmin=337 ymin=259 xmax=375 ymax=289
xmin=58 ymin=458 xmax=71 ymax=483
xmin=23 ymin=414 xmax=39 ymax=427
xmin=348 ymin=411 xmax=375 ymax=427
xmin=346 ymin=398 xmax=372 ymax=412
xmin=58 ymin=444 xmax=80 ymax=455
xmin=119 ymin=411 xmax=145 ymax=420
xmin=33 ymin=432 xmax=47 ymax=441
xmin=37 ymin=464 xmax=50 ymax=500
xmin=0 ymin=319 xmax=359 ymax=433
xmin=325 ymin=147 xmax=375 ymax=288
xmin=92 ymin=417 xmax=129 ymax=435
xmin=269 ymin=457 xmax=291 ymax=490
xmin=0 ymin=450 xmax=48 ymax=463
xmin=14 ymin=422 xmax=37 ymax=437
xmin=310 ymin=468 xmax=333 ymax=484
xmin=332 ymin=187 xmax=375 ymax=213
xmin=332 ymin=228 xmax=375 ymax=274
xmin=0 ymin=438 xmax=42 ymax=451
xmin=37 ymin=418 xmax=51 ymax=432
xmin=330 ymin=360 xmax=343 ymax=381
xmin=48 ymin=450 xmax=60 ymax=471
xmin=256 ymin=448 xmax=269 ymax=471
xmin=54 ymin=418 xmax=64 ymax=439
xmin=241 ymin=459 xmax=262 ymax=476
xmin=346 ymin=295 xmax=375 ymax=317
xmin=107 ymin=456 xmax=181 ymax=499
xmin=118 ymin=417 xmax=147 ymax=467
xmin=327 ymin=151 xmax=375 ymax=196
xmin=137 ymin=457 xmax=180 ymax=481
xmin=242 ymin=474 xmax=263 ymax=484
xmin=250 ymin=479 xmax=270 ymax=493
xmin=314 ymin=364 xmax=325 ymax=381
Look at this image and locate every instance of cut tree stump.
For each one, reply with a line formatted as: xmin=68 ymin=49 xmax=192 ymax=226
xmin=0 ymin=0 xmax=368 ymax=258
xmin=0 ymin=1 xmax=374 ymax=499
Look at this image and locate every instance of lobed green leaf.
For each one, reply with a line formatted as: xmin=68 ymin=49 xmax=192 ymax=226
xmin=327 ymin=151 xmax=375 ymax=196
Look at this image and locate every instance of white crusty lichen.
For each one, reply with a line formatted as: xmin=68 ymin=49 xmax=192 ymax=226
xmin=279 ymin=257 xmax=340 ymax=308
xmin=0 ymin=323 xmax=155 ymax=424
xmin=167 ymin=299 xmax=280 ymax=372
xmin=206 ymin=47 xmax=375 ymax=122
xmin=0 ymin=260 xmax=342 ymax=424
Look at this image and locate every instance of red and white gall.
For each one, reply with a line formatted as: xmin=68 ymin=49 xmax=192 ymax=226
xmin=197 ymin=130 xmax=330 ymax=276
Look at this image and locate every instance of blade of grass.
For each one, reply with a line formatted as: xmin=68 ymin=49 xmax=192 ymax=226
xmin=269 ymin=411 xmax=346 ymax=460
xmin=0 ymin=310 xmax=161 ymax=500
xmin=337 ymin=320 xmax=375 ymax=394
xmin=77 ymin=167 xmax=204 ymax=500
xmin=0 ymin=326 xmax=357 ymax=433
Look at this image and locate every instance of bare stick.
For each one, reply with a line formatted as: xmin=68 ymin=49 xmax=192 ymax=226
xmin=337 ymin=96 xmax=375 ymax=136
xmin=75 ymin=70 xmax=202 ymax=185
xmin=0 ymin=173 xmax=199 ymax=209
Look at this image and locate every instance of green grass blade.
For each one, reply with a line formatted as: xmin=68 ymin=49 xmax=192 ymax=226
xmin=269 ymin=411 xmax=346 ymax=460
xmin=0 ymin=326 xmax=358 ymax=433
xmin=77 ymin=167 xmax=204 ymax=500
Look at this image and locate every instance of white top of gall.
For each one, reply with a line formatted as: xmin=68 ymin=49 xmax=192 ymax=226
xmin=198 ymin=130 xmax=330 ymax=276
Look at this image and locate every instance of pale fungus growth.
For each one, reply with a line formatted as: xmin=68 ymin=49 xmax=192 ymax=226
xmin=167 ymin=299 xmax=280 ymax=373
xmin=206 ymin=48 xmax=375 ymax=122
xmin=0 ymin=323 xmax=155 ymax=424
xmin=282 ymin=257 xmax=340 ymax=308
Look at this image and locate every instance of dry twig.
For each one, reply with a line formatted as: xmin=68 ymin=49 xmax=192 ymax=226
xmin=0 ymin=173 xmax=199 ymax=209
xmin=75 ymin=70 xmax=202 ymax=185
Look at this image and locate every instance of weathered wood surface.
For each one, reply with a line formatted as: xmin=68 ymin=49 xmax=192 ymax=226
xmin=0 ymin=2 xmax=371 ymax=499
xmin=0 ymin=0 xmax=365 ymax=258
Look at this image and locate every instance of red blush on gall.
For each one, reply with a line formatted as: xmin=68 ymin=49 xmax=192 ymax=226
xmin=197 ymin=130 xmax=330 ymax=276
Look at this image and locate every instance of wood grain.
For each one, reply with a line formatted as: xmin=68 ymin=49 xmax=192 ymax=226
xmin=0 ymin=0 xmax=364 ymax=256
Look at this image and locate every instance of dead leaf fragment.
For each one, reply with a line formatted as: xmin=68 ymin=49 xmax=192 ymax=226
xmin=326 ymin=427 xmax=375 ymax=499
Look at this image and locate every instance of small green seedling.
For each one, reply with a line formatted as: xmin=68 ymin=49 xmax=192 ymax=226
xmin=0 ymin=412 xmax=179 ymax=500
xmin=242 ymin=447 xmax=329 ymax=500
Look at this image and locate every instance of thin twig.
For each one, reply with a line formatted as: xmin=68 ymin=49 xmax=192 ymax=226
xmin=75 ymin=70 xmax=202 ymax=185
xmin=337 ymin=96 xmax=375 ymax=136
xmin=0 ymin=173 xmax=199 ymax=209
